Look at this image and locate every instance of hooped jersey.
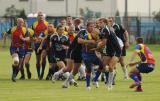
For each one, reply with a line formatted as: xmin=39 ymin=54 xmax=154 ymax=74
xmin=7 ymin=26 xmax=28 ymax=48
xmin=32 ymin=20 xmax=48 ymax=37
xmin=25 ymin=28 xmax=34 ymax=50
xmin=113 ymin=23 xmax=126 ymax=42
xmin=135 ymin=44 xmax=155 ymax=64
xmin=44 ymin=29 xmax=55 ymax=48
xmin=50 ymin=33 xmax=69 ymax=53
xmin=82 ymin=31 xmax=98 ymax=53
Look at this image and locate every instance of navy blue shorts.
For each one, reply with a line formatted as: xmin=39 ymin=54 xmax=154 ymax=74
xmin=10 ymin=47 xmax=25 ymax=58
xmin=136 ymin=63 xmax=155 ymax=73
xmin=82 ymin=52 xmax=103 ymax=73
xmin=55 ymin=51 xmax=66 ymax=61
xmin=47 ymin=49 xmax=56 ymax=63
xmin=121 ymin=46 xmax=126 ymax=56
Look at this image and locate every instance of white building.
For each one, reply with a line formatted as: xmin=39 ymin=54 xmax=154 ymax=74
xmin=0 ymin=0 xmax=117 ymax=17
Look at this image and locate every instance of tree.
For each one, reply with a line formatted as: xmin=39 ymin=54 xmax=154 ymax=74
xmin=4 ymin=5 xmax=26 ymax=19
xmin=153 ymin=11 xmax=160 ymax=22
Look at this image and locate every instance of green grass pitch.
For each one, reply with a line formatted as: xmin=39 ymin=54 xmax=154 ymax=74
xmin=0 ymin=44 xmax=160 ymax=101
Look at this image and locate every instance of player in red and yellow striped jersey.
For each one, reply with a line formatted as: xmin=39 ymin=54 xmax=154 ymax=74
xmin=3 ymin=18 xmax=30 ymax=82
xmin=32 ymin=11 xmax=48 ymax=80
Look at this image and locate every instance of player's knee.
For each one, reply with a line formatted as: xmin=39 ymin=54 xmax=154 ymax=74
xmin=13 ymin=57 xmax=19 ymax=66
xmin=63 ymin=72 xmax=70 ymax=78
xmin=128 ymin=72 xmax=133 ymax=78
xmin=25 ymin=63 xmax=30 ymax=68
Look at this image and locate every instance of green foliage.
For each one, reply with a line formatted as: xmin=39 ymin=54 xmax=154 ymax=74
xmin=79 ymin=7 xmax=101 ymax=23
xmin=153 ymin=11 xmax=160 ymax=22
xmin=4 ymin=5 xmax=27 ymax=19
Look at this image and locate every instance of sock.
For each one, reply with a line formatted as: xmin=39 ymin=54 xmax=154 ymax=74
xmin=129 ymin=73 xmax=140 ymax=83
xmin=86 ymin=73 xmax=91 ymax=87
xmin=36 ymin=63 xmax=40 ymax=77
xmin=25 ymin=63 xmax=30 ymax=73
xmin=104 ymin=71 xmax=109 ymax=83
xmin=41 ymin=61 xmax=46 ymax=78
xmin=137 ymin=85 xmax=142 ymax=89
xmin=58 ymin=69 xmax=64 ymax=75
xmin=12 ymin=65 xmax=16 ymax=76
xmin=108 ymin=72 xmax=114 ymax=86
xmin=122 ymin=65 xmax=128 ymax=77
xmin=93 ymin=70 xmax=101 ymax=82
xmin=20 ymin=68 xmax=25 ymax=77
xmin=52 ymin=67 xmax=57 ymax=75
xmin=47 ymin=68 xmax=52 ymax=77
xmin=15 ymin=66 xmax=19 ymax=76
xmin=137 ymin=73 xmax=142 ymax=81
xmin=12 ymin=65 xmax=19 ymax=78
xmin=68 ymin=73 xmax=74 ymax=81
xmin=113 ymin=70 xmax=116 ymax=84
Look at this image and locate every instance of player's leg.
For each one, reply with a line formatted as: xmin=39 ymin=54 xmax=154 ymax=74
xmin=11 ymin=53 xmax=19 ymax=82
xmin=84 ymin=60 xmax=92 ymax=90
xmin=107 ymin=56 xmax=119 ymax=90
xmin=92 ymin=56 xmax=104 ymax=88
xmin=40 ymin=49 xmax=47 ymax=80
xmin=129 ymin=66 xmax=142 ymax=91
xmin=18 ymin=48 xmax=26 ymax=80
xmin=102 ymin=55 xmax=111 ymax=84
xmin=119 ymin=56 xmax=128 ymax=80
xmin=35 ymin=43 xmax=42 ymax=79
xmin=24 ymin=53 xmax=32 ymax=79
xmin=19 ymin=58 xmax=25 ymax=80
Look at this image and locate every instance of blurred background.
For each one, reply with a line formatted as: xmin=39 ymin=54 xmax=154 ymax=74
xmin=0 ymin=0 xmax=160 ymax=45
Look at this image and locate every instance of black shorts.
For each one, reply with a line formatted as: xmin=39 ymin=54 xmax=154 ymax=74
xmin=55 ymin=51 xmax=66 ymax=61
xmin=67 ymin=49 xmax=82 ymax=63
xmin=47 ymin=49 xmax=56 ymax=63
xmin=121 ymin=46 xmax=126 ymax=56
xmin=105 ymin=44 xmax=121 ymax=57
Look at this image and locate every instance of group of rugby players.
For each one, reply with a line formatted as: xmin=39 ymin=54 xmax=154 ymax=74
xmin=3 ymin=11 xmax=155 ymax=92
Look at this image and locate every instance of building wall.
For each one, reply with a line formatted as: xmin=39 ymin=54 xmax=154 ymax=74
xmin=0 ymin=0 xmax=117 ymax=17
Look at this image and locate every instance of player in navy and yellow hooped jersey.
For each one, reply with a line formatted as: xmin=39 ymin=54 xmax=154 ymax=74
xmin=3 ymin=18 xmax=30 ymax=82
xmin=51 ymin=25 xmax=70 ymax=83
xmin=38 ymin=23 xmax=57 ymax=80
xmin=79 ymin=22 xmax=104 ymax=90
xmin=32 ymin=11 xmax=48 ymax=80
xmin=127 ymin=37 xmax=155 ymax=92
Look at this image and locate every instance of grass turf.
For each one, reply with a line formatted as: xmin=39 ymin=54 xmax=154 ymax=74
xmin=0 ymin=44 xmax=160 ymax=101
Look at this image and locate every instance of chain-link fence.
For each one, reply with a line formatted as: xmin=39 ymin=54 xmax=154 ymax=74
xmin=1 ymin=16 xmax=160 ymax=44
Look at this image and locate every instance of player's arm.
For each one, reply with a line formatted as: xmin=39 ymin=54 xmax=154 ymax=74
xmin=3 ymin=28 xmax=11 ymax=47
xmin=19 ymin=31 xmax=30 ymax=42
xmin=120 ymin=25 xmax=129 ymax=49
xmin=124 ymin=30 xmax=129 ymax=48
xmin=127 ymin=45 xmax=141 ymax=67
xmin=62 ymin=36 xmax=70 ymax=50
xmin=78 ymin=37 xmax=96 ymax=45
xmin=49 ymin=34 xmax=54 ymax=49
xmin=92 ymin=29 xmax=108 ymax=51
xmin=37 ymin=34 xmax=47 ymax=52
